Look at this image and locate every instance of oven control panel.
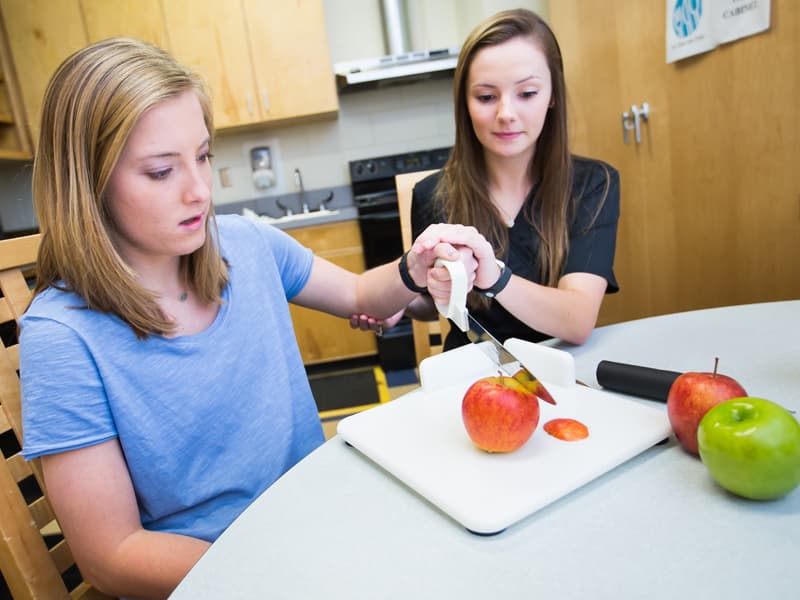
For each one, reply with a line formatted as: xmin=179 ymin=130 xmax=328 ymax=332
xmin=349 ymin=147 xmax=451 ymax=184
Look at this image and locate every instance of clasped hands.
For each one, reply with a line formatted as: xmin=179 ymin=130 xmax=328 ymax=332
xmin=350 ymin=223 xmax=501 ymax=334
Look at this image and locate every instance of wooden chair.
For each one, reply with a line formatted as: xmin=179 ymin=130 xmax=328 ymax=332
xmin=395 ymin=170 xmax=451 ymax=367
xmin=0 ymin=234 xmax=112 ymax=599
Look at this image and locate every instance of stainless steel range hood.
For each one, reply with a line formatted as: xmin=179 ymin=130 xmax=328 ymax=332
xmin=333 ymin=0 xmax=459 ymax=92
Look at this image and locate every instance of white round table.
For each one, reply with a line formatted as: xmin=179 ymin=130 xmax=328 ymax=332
xmin=170 ymin=301 xmax=799 ymax=600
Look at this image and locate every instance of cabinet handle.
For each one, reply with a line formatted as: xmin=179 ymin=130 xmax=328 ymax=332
xmin=246 ymin=93 xmax=254 ymax=115
xmin=261 ymin=90 xmax=270 ymax=113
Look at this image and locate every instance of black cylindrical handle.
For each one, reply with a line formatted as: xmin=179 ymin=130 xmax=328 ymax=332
xmin=596 ymin=361 xmax=682 ymax=402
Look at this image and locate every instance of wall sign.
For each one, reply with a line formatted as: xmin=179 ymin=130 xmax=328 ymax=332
xmin=666 ymin=0 xmax=771 ymax=63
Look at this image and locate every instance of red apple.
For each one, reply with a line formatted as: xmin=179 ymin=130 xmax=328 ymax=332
xmin=667 ymin=358 xmax=747 ymax=455
xmin=462 ymin=375 xmax=540 ymax=453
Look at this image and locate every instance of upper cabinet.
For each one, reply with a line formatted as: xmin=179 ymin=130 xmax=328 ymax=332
xmin=82 ymin=0 xmax=169 ymax=48
xmin=162 ymin=0 xmax=263 ymax=129
xmin=0 ymin=13 xmax=31 ymax=160
xmin=0 ymin=0 xmax=85 ymax=154
xmin=243 ymin=0 xmax=338 ymax=123
xmin=0 ymin=0 xmax=338 ymax=147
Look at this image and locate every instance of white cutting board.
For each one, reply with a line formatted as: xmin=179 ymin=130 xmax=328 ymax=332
xmin=337 ymin=341 xmax=672 ymax=535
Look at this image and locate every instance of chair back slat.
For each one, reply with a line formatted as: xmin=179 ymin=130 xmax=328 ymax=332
xmin=0 ymin=234 xmax=113 ymax=599
xmin=6 ymin=453 xmax=33 ymax=484
xmin=394 ymin=171 xmax=451 ymax=366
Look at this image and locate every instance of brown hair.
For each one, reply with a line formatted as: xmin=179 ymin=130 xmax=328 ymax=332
xmin=32 ymin=37 xmax=228 ymax=338
xmin=438 ymin=9 xmax=585 ymax=294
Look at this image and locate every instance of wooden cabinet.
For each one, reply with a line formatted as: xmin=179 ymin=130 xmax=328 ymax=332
xmin=243 ymin=0 xmax=338 ymax=123
xmin=162 ymin=0 xmax=262 ymax=129
xmin=82 ymin=0 xmax=169 ymax=48
xmin=0 ymin=0 xmax=338 ymax=145
xmin=286 ymin=220 xmax=378 ymax=365
xmin=0 ymin=17 xmax=30 ymax=160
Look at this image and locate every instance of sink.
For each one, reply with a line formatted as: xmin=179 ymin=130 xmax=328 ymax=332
xmin=242 ymin=207 xmax=341 ymax=226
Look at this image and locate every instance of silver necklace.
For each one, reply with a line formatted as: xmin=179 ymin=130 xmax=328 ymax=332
xmin=496 ymin=205 xmax=516 ymax=228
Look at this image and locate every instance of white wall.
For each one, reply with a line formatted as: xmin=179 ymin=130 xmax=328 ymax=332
xmin=210 ymin=0 xmax=548 ymax=206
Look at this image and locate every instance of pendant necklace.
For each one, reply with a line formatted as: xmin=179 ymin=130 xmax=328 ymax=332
xmin=178 ymin=291 xmax=188 ymax=302
xmin=497 ymin=205 xmax=516 ymax=228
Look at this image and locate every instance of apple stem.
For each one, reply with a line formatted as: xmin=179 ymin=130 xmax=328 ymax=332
xmin=713 ymin=357 xmax=719 ymax=379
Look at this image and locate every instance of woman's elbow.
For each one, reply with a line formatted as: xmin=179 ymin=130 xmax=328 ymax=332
xmin=559 ymin=317 xmax=597 ymax=345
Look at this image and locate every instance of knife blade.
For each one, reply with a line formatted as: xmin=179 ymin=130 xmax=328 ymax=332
xmin=433 ymin=258 xmax=556 ymax=405
xmin=464 ymin=312 xmax=556 ymax=404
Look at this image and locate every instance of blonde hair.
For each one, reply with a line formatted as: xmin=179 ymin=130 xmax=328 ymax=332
xmin=32 ymin=37 xmax=228 ymax=338
xmin=439 ymin=9 xmax=608 ymax=296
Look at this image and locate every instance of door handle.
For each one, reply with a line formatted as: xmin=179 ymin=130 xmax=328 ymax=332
xmin=621 ymin=111 xmax=634 ymax=144
xmin=621 ymin=102 xmax=650 ymax=145
xmin=630 ymin=102 xmax=650 ymax=144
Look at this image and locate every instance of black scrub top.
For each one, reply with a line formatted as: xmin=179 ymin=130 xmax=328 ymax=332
xmin=410 ymin=155 xmax=620 ymax=349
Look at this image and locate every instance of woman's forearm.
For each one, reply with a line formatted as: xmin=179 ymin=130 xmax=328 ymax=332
xmin=87 ymin=529 xmax=210 ymax=600
xmin=494 ymin=272 xmax=608 ymax=345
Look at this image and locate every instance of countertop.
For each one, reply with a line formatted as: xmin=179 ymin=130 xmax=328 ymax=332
xmin=214 ymin=184 xmax=357 ymax=230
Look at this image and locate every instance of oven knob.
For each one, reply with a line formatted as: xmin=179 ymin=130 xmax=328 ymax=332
xmin=365 ymin=161 xmax=376 ymax=173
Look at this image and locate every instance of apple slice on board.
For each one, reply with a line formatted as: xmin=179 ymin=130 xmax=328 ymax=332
xmin=544 ymin=418 xmax=590 ymax=442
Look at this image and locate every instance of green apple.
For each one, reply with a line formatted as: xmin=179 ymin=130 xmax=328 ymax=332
xmin=698 ymin=397 xmax=800 ymax=500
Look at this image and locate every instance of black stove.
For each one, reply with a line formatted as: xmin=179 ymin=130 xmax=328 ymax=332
xmin=349 ymin=147 xmax=450 ymax=268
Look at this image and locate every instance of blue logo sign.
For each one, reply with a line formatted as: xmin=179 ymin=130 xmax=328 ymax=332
xmin=673 ymin=0 xmax=703 ymax=38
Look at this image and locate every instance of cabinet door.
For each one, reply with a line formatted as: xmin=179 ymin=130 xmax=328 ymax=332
xmin=243 ymin=0 xmax=338 ymax=123
xmin=287 ymin=221 xmax=377 ymax=365
xmin=162 ymin=0 xmax=261 ymax=129
xmin=0 ymin=0 xmax=86 ymax=146
xmin=81 ymin=0 xmax=168 ymax=48
xmin=0 ymin=10 xmax=32 ymax=158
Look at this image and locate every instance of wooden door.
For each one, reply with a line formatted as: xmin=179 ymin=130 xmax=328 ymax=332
xmin=162 ymin=0 xmax=261 ymax=129
xmin=243 ymin=0 xmax=338 ymax=123
xmin=549 ymin=0 xmax=799 ymax=325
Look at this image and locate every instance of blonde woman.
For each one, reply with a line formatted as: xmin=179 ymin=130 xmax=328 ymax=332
xmin=20 ymin=37 xmax=496 ymax=599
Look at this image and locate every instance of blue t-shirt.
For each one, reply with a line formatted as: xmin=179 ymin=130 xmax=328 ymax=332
xmin=19 ymin=214 xmax=325 ymax=541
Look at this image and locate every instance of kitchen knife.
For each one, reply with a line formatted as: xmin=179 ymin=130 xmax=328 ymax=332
xmin=434 ymin=259 xmax=556 ymax=405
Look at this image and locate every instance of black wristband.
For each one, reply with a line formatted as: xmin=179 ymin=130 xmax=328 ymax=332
xmin=474 ymin=260 xmax=512 ymax=298
xmin=398 ymin=251 xmax=427 ymax=294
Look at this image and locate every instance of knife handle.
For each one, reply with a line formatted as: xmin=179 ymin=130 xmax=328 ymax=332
xmin=596 ymin=361 xmax=682 ymax=402
xmin=433 ymin=258 xmax=468 ymax=332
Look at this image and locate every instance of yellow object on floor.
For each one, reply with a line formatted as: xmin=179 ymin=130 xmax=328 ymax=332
xmin=318 ymin=366 xmax=420 ymax=440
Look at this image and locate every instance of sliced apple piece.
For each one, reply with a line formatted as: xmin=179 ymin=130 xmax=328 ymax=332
xmin=543 ymin=418 xmax=589 ymax=441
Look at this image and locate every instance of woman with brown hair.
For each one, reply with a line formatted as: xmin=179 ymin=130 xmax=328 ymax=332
xmin=354 ymin=9 xmax=620 ymax=347
xmin=20 ymin=37 xmax=496 ymax=599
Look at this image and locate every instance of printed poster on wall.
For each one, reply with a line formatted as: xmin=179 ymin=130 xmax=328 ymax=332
xmin=666 ymin=0 xmax=771 ymax=63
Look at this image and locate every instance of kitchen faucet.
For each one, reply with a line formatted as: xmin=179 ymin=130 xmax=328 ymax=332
xmin=294 ymin=168 xmax=310 ymax=214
